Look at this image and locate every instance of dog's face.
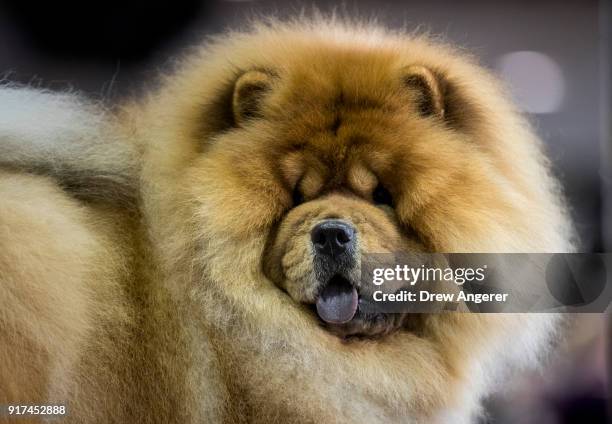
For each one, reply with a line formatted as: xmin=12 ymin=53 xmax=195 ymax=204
xmin=181 ymin=44 xmax=546 ymax=339
xmin=251 ymin=52 xmax=445 ymax=337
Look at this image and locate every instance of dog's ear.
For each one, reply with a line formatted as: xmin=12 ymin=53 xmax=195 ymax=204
xmin=232 ymin=70 xmax=274 ymax=125
xmin=402 ymin=65 xmax=445 ymax=119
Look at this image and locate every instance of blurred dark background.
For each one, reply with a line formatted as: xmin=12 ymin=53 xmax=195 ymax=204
xmin=0 ymin=1 xmax=609 ymax=422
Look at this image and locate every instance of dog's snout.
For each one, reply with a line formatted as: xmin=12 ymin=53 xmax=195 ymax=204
xmin=311 ymin=220 xmax=355 ymax=258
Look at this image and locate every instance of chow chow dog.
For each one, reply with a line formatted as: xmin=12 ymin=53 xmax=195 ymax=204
xmin=0 ymin=18 xmax=573 ymax=423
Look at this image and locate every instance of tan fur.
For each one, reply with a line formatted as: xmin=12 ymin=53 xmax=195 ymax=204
xmin=0 ymin=18 xmax=573 ymax=423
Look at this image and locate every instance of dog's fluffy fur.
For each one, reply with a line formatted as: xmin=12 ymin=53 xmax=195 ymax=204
xmin=0 ymin=19 xmax=573 ymax=423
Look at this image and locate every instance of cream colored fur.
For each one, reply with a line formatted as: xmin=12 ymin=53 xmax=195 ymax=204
xmin=0 ymin=18 xmax=573 ymax=423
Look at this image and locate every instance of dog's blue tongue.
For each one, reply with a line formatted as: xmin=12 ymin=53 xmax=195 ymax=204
xmin=316 ymin=276 xmax=358 ymax=324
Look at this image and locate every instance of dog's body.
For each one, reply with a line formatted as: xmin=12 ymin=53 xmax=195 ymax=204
xmin=0 ymin=20 xmax=573 ymax=423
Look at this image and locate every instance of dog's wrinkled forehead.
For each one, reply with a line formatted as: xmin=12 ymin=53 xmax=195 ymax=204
xmin=270 ymin=75 xmax=402 ymax=186
xmin=230 ymin=49 xmax=446 ymax=167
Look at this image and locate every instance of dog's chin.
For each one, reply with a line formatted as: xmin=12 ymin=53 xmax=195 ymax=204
xmin=310 ymin=274 xmax=408 ymax=340
xmin=318 ymin=307 xmax=408 ymax=340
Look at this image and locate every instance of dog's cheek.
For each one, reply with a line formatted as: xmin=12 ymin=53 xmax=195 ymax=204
xmin=187 ymin=154 xmax=287 ymax=242
xmin=354 ymin=217 xmax=406 ymax=254
xmin=280 ymin=233 xmax=319 ymax=302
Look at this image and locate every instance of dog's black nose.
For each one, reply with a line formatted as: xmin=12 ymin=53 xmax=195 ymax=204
xmin=311 ymin=220 xmax=355 ymax=258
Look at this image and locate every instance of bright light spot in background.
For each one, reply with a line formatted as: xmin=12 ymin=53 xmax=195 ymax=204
xmin=496 ymin=51 xmax=565 ymax=114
